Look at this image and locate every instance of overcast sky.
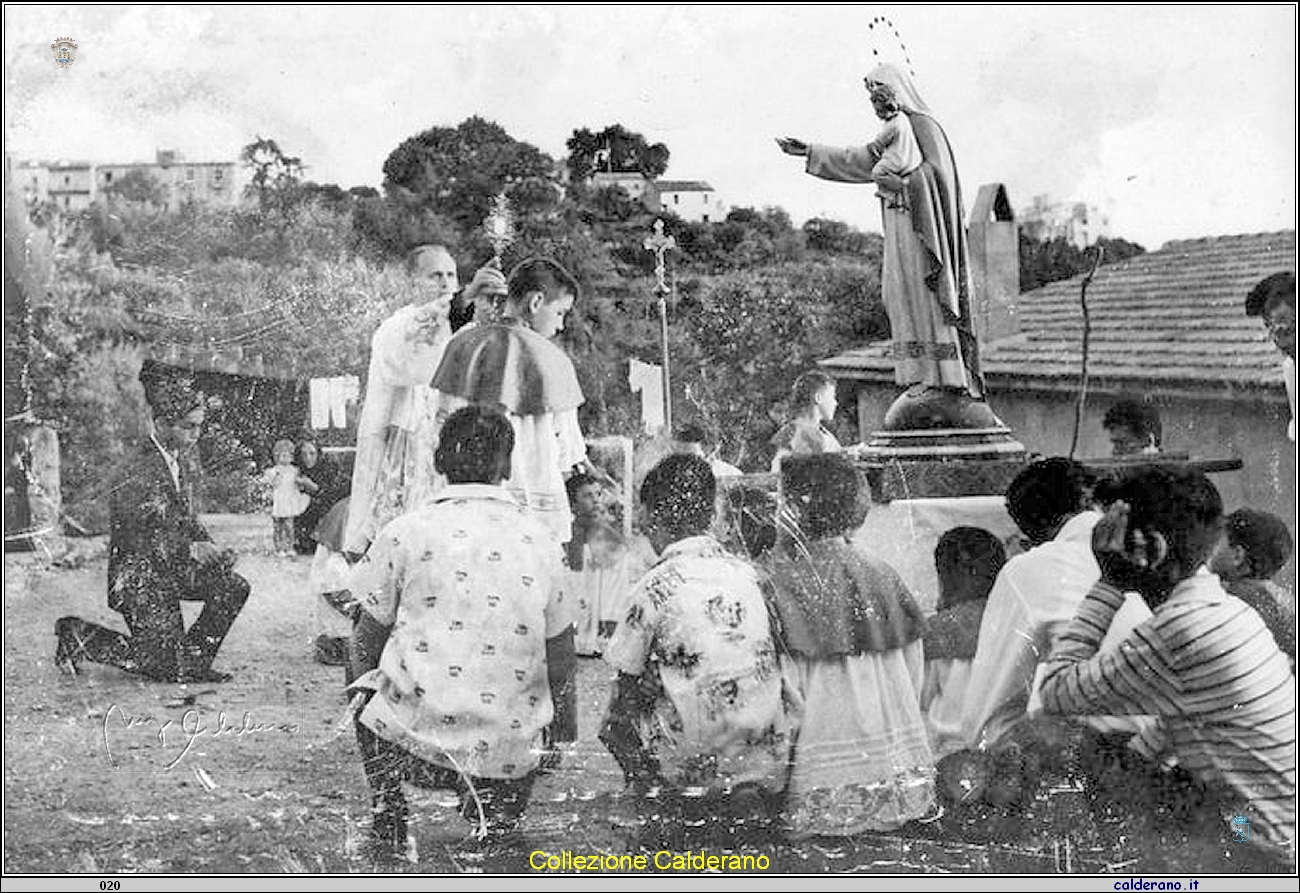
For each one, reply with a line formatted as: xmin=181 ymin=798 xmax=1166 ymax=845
xmin=5 ymin=4 xmax=1296 ymax=249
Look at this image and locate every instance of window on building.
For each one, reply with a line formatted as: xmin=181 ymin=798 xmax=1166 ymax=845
xmin=213 ymin=168 xmax=224 ymax=182
xmin=104 ymin=171 xmax=113 ymax=183
xmin=186 ymin=168 xmax=195 ymax=180
xmin=673 ymin=194 xmax=679 ymax=205
xmin=64 ymin=175 xmax=71 ymax=185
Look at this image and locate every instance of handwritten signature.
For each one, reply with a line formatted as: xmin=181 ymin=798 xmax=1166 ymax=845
xmin=102 ymin=703 xmax=299 ymax=770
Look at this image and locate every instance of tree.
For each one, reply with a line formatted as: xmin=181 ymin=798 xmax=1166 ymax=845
xmin=101 ymin=169 xmax=166 ymax=206
xmin=381 ymin=116 xmax=555 ymax=236
xmin=803 ymin=217 xmax=877 ymax=256
xmin=1019 ymin=233 xmax=1146 ymax=292
xmin=241 ymin=136 xmax=306 ymax=216
xmin=565 ymin=124 xmax=670 ymax=182
xmin=679 ymin=259 xmax=885 ymax=469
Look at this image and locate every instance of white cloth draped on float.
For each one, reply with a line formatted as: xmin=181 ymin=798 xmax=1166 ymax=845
xmin=430 ymin=321 xmax=587 ymax=542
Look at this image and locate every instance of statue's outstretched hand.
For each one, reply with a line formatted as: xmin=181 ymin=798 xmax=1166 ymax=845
xmin=776 ymin=137 xmax=808 ymax=157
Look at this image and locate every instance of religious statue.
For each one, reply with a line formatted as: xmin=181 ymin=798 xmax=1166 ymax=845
xmin=779 ymin=62 xmax=999 ymax=432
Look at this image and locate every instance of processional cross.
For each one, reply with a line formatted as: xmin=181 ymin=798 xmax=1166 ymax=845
xmin=643 ymin=219 xmax=677 ymax=433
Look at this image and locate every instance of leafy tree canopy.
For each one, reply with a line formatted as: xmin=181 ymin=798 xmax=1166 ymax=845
xmin=241 ymin=136 xmax=306 ymax=216
xmin=102 ymin=168 xmax=166 ymax=206
xmin=566 ymin=123 xmax=670 ymax=182
xmin=382 ymin=116 xmax=555 ymax=235
xmin=1019 ymin=233 xmax=1146 ymax=292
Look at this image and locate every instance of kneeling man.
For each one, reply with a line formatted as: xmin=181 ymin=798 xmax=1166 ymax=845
xmin=599 ymin=454 xmax=792 ymax=817
xmin=349 ymin=405 xmax=574 ymax=857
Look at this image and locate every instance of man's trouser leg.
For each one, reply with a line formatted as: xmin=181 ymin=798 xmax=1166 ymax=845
xmin=354 ymin=716 xmax=409 ymax=853
xmin=180 ymin=568 xmax=251 ymax=673
xmin=56 ymin=616 xmax=137 ymax=674
xmin=120 ymin=586 xmax=187 ymax=679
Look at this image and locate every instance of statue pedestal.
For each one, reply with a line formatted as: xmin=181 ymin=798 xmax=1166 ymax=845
xmin=857 ymin=388 xmax=1028 ymax=502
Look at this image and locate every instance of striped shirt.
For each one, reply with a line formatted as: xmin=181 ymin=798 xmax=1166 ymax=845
xmin=1040 ymin=571 xmax=1296 ymax=855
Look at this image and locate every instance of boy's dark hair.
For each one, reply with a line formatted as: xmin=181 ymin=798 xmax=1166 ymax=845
xmin=507 ymin=257 xmax=579 ymax=307
xmin=1244 ymin=271 xmax=1296 ymax=317
xmin=1100 ymin=465 xmax=1224 ymax=578
xmin=790 ymin=370 xmax=836 ymax=410
xmin=434 ymin=405 xmax=514 ymax=485
xmin=934 ymin=526 xmax=1007 ymax=608
xmin=726 ymin=485 xmax=777 ymax=559
xmin=565 ymin=471 xmax=601 ymax=504
xmin=640 ymin=454 xmax=715 ymax=539
xmin=139 ymin=359 xmax=203 ymax=423
xmin=780 ymin=453 xmax=869 ymax=539
xmin=1224 ymin=508 xmax=1294 ymax=580
xmin=1005 ymin=458 xmax=1093 ymax=546
xmin=1103 ymin=397 xmax=1162 ymax=447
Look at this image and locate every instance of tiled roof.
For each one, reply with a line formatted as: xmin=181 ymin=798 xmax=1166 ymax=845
xmin=823 ymin=231 xmax=1294 ymax=395
xmin=652 ymin=180 xmax=714 ymax=192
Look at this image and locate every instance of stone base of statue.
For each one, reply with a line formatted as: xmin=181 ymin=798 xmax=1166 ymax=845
xmin=857 ymin=387 xmax=1028 ymax=502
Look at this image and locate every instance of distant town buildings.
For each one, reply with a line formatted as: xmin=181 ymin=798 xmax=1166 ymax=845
xmin=1018 ymin=194 xmax=1111 ymax=249
xmin=15 ymin=149 xmax=242 ymax=212
xmin=588 ymin=171 xmax=726 ymax=223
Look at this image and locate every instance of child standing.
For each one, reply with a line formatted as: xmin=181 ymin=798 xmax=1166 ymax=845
xmin=261 ymin=439 xmax=312 ymax=557
xmin=431 ymin=257 xmax=590 ymax=542
xmin=770 ymin=370 xmax=844 ymax=472
xmin=867 ymin=80 xmax=922 ymax=211
xmin=768 ymin=453 xmax=935 ymax=837
xmin=565 ymin=473 xmax=629 ymax=657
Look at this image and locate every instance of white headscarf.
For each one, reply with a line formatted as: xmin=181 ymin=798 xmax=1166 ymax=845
xmin=864 ymin=63 xmax=932 ymax=117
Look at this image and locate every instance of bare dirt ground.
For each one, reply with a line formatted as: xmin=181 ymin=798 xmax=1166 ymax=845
xmin=2 ymin=517 xmax=1286 ymax=876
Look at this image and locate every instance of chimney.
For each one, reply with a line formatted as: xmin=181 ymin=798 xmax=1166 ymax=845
xmin=967 ymin=183 xmax=1020 ymax=344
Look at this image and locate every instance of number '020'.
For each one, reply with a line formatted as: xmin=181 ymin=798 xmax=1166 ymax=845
xmin=100 ymin=882 xmax=121 ymax=891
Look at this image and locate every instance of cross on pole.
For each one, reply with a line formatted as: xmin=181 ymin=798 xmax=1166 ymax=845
xmin=643 ymin=219 xmax=677 ymax=434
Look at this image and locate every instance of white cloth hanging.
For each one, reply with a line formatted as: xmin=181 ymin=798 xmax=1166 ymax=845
xmin=628 ymin=359 xmax=665 ymax=434
xmin=329 ymin=375 xmax=359 ymax=428
xmin=309 ymin=378 xmax=331 ymax=429
xmin=309 ymin=376 xmax=361 ymax=429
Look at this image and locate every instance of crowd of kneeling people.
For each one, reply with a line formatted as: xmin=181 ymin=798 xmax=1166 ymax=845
xmin=342 ymin=404 xmax=1295 ymax=869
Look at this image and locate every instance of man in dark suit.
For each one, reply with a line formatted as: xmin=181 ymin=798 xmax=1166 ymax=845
xmin=54 ymin=361 xmax=249 ymax=683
